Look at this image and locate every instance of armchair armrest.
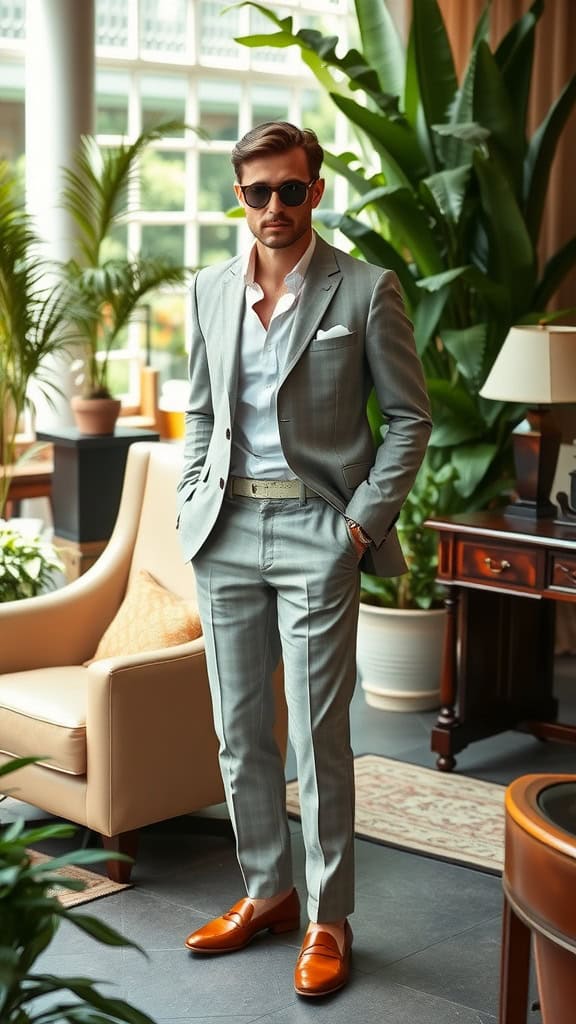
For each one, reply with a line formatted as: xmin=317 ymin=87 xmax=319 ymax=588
xmin=84 ymin=638 xmax=223 ymax=835
xmin=0 ymin=444 xmax=153 ymax=672
xmin=0 ymin=533 xmax=133 ymax=671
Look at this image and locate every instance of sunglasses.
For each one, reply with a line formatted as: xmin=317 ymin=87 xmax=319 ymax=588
xmin=239 ymin=178 xmax=317 ymax=209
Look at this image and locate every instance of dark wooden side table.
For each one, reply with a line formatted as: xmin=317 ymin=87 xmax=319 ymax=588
xmin=36 ymin=426 xmax=159 ymax=578
xmin=426 ymin=512 xmax=576 ymax=771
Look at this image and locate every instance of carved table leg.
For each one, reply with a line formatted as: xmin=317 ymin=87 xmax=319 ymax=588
xmin=433 ymin=590 xmax=459 ymax=771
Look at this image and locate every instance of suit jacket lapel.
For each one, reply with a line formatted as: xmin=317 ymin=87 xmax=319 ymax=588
xmin=219 ymin=259 xmax=245 ymax=408
xmin=280 ymin=237 xmax=342 ymax=385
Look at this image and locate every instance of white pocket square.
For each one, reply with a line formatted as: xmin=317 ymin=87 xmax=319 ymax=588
xmin=316 ymin=324 xmax=351 ymax=339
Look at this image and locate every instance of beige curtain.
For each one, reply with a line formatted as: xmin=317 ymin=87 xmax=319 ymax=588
xmin=437 ymin=0 xmax=576 ymax=315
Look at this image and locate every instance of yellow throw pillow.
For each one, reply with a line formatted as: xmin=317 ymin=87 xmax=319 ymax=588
xmin=89 ymin=569 xmax=202 ymax=662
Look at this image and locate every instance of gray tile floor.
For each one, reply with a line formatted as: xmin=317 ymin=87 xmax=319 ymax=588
xmin=4 ymin=659 xmax=576 ymax=1023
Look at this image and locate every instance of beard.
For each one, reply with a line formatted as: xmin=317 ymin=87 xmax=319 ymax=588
xmin=252 ymin=215 xmax=309 ymax=250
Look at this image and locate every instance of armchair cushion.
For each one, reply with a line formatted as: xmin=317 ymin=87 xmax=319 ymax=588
xmin=88 ymin=569 xmax=202 ymax=663
xmin=0 ymin=666 xmax=88 ymax=775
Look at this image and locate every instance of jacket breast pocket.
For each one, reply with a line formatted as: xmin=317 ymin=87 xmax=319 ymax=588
xmin=308 ymin=330 xmax=356 ymax=351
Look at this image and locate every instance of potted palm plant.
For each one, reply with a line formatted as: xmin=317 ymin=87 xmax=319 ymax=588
xmin=0 ymin=162 xmax=79 ymax=600
xmin=0 ymin=163 xmax=80 ymax=517
xmin=61 ymin=121 xmax=191 ymax=435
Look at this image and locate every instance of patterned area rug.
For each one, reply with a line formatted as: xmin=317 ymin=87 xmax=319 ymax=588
xmin=28 ymin=851 xmax=131 ymax=907
xmin=286 ymin=754 xmax=506 ymax=874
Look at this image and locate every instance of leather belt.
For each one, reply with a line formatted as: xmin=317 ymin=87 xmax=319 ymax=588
xmin=227 ymin=477 xmax=320 ymax=499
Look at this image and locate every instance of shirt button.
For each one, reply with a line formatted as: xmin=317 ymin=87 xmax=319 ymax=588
xmin=219 ymin=478 xmax=225 ymax=489
xmin=225 ymin=428 xmax=231 ymax=439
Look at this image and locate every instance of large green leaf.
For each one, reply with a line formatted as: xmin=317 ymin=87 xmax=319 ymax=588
xmin=473 ymin=150 xmax=536 ymax=316
xmin=451 ymin=443 xmax=501 ymax=498
xmin=348 ymin=185 xmax=444 ymax=277
xmin=26 ymin=974 xmax=156 ymax=1024
xmin=534 ymin=235 xmax=576 ymax=308
xmin=494 ymin=0 xmax=543 ymax=142
xmin=419 ymin=165 xmax=471 ymax=226
xmin=457 ymin=266 xmax=510 ymax=317
xmin=494 ymin=0 xmax=543 ymax=71
xmin=427 ymin=379 xmax=486 ymax=445
xmin=322 ymin=149 xmax=378 ymax=196
xmin=412 ymin=0 xmax=458 ymax=167
xmin=317 ymin=212 xmax=419 ymax=305
xmin=413 ymin=288 xmax=450 ymax=358
xmin=473 ymin=42 xmax=524 ymax=194
xmin=329 ymin=94 xmax=426 ymax=186
xmin=439 ymin=37 xmax=482 ymax=169
xmin=440 ymin=325 xmax=487 ymax=383
xmin=234 ymin=4 xmax=381 ymax=99
xmin=403 ymin=22 xmax=419 ymax=131
xmin=416 ymin=266 xmax=469 ymax=292
xmin=353 ymin=0 xmax=405 ymax=98
xmin=524 ymin=75 xmax=576 ymax=244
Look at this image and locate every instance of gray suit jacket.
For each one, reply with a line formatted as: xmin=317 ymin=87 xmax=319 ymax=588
xmin=177 ymin=234 xmax=432 ymax=577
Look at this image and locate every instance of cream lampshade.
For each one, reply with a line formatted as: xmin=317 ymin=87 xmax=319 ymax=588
xmin=480 ymin=325 xmax=576 ymax=518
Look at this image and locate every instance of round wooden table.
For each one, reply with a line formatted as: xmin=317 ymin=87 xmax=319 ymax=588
xmin=500 ymin=773 xmax=576 ymax=1023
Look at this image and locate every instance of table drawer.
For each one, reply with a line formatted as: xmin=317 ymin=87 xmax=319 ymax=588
xmin=549 ymin=553 xmax=576 ymax=593
xmin=456 ymin=541 xmax=543 ymax=590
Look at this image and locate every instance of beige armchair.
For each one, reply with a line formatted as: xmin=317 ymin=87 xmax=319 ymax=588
xmin=0 ymin=441 xmax=287 ymax=880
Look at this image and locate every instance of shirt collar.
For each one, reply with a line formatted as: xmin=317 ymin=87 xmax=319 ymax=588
xmin=243 ymin=233 xmax=317 ymax=293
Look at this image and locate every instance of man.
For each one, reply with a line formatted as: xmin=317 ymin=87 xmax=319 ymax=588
xmin=177 ymin=121 xmax=432 ymax=997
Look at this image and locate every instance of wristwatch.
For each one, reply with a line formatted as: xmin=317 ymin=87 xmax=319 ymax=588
xmin=345 ymin=518 xmax=372 ymax=547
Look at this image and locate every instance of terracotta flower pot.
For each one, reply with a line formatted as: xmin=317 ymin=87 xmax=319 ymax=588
xmin=70 ymin=395 xmax=121 ymax=436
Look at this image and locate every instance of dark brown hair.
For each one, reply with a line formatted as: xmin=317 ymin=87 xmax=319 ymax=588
xmin=231 ymin=121 xmax=324 ymax=181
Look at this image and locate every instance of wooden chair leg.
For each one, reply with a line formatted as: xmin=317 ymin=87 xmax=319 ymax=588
xmin=499 ymin=896 xmax=531 ymax=1024
xmin=101 ymin=829 xmax=139 ymax=883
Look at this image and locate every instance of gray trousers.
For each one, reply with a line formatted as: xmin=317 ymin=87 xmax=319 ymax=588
xmin=192 ymin=491 xmax=360 ymax=922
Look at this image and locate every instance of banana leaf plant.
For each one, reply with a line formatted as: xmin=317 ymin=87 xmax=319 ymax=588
xmin=234 ymin=0 xmax=576 ymax=518
xmin=61 ymin=121 xmax=192 ymax=399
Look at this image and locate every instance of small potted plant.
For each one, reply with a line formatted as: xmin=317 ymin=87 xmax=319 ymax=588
xmin=0 ymin=519 xmax=64 ymax=603
xmin=357 ymin=460 xmax=456 ymax=711
xmin=62 ymin=121 xmax=190 ymax=435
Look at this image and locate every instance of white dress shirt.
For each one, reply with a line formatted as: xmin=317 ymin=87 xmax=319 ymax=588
xmin=230 ymin=234 xmax=316 ymax=479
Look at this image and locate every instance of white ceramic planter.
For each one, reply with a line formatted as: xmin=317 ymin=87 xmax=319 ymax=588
xmin=357 ymin=603 xmax=446 ymax=712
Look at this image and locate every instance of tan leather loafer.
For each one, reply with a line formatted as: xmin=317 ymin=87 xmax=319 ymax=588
xmin=184 ymin=888 xmax=300 ymax=953
xmin=294 ymin=920 xmax=353 ymax=997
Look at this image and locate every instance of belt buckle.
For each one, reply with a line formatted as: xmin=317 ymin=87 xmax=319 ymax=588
xmin=251 ymin=481 xmax=258 ymax=496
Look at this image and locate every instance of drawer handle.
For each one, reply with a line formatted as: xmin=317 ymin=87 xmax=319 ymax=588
xmin=557 ymin=563 xmax=576 ymax=586
xmin=484 ymin=557 xmax=511 ymax=575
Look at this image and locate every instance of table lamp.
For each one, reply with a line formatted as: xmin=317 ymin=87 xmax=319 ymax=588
xmin=480 ymin=324 xmax=576 ymax=519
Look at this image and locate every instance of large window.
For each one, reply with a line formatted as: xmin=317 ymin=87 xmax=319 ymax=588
xmin=0 ymin=0 xmax=350 ymax=400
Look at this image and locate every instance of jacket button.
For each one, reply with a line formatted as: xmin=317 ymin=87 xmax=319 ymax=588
xmin=219 ymin=478 xmax=225 ymax=489
xmin=226 ymin=428 xmax=231 ymax=439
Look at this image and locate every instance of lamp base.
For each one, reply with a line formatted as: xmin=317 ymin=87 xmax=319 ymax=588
xmin=510 ymin=408 xmax=561 ymax=520
xmin=504 ymin=498 xmax=558 ymax=520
